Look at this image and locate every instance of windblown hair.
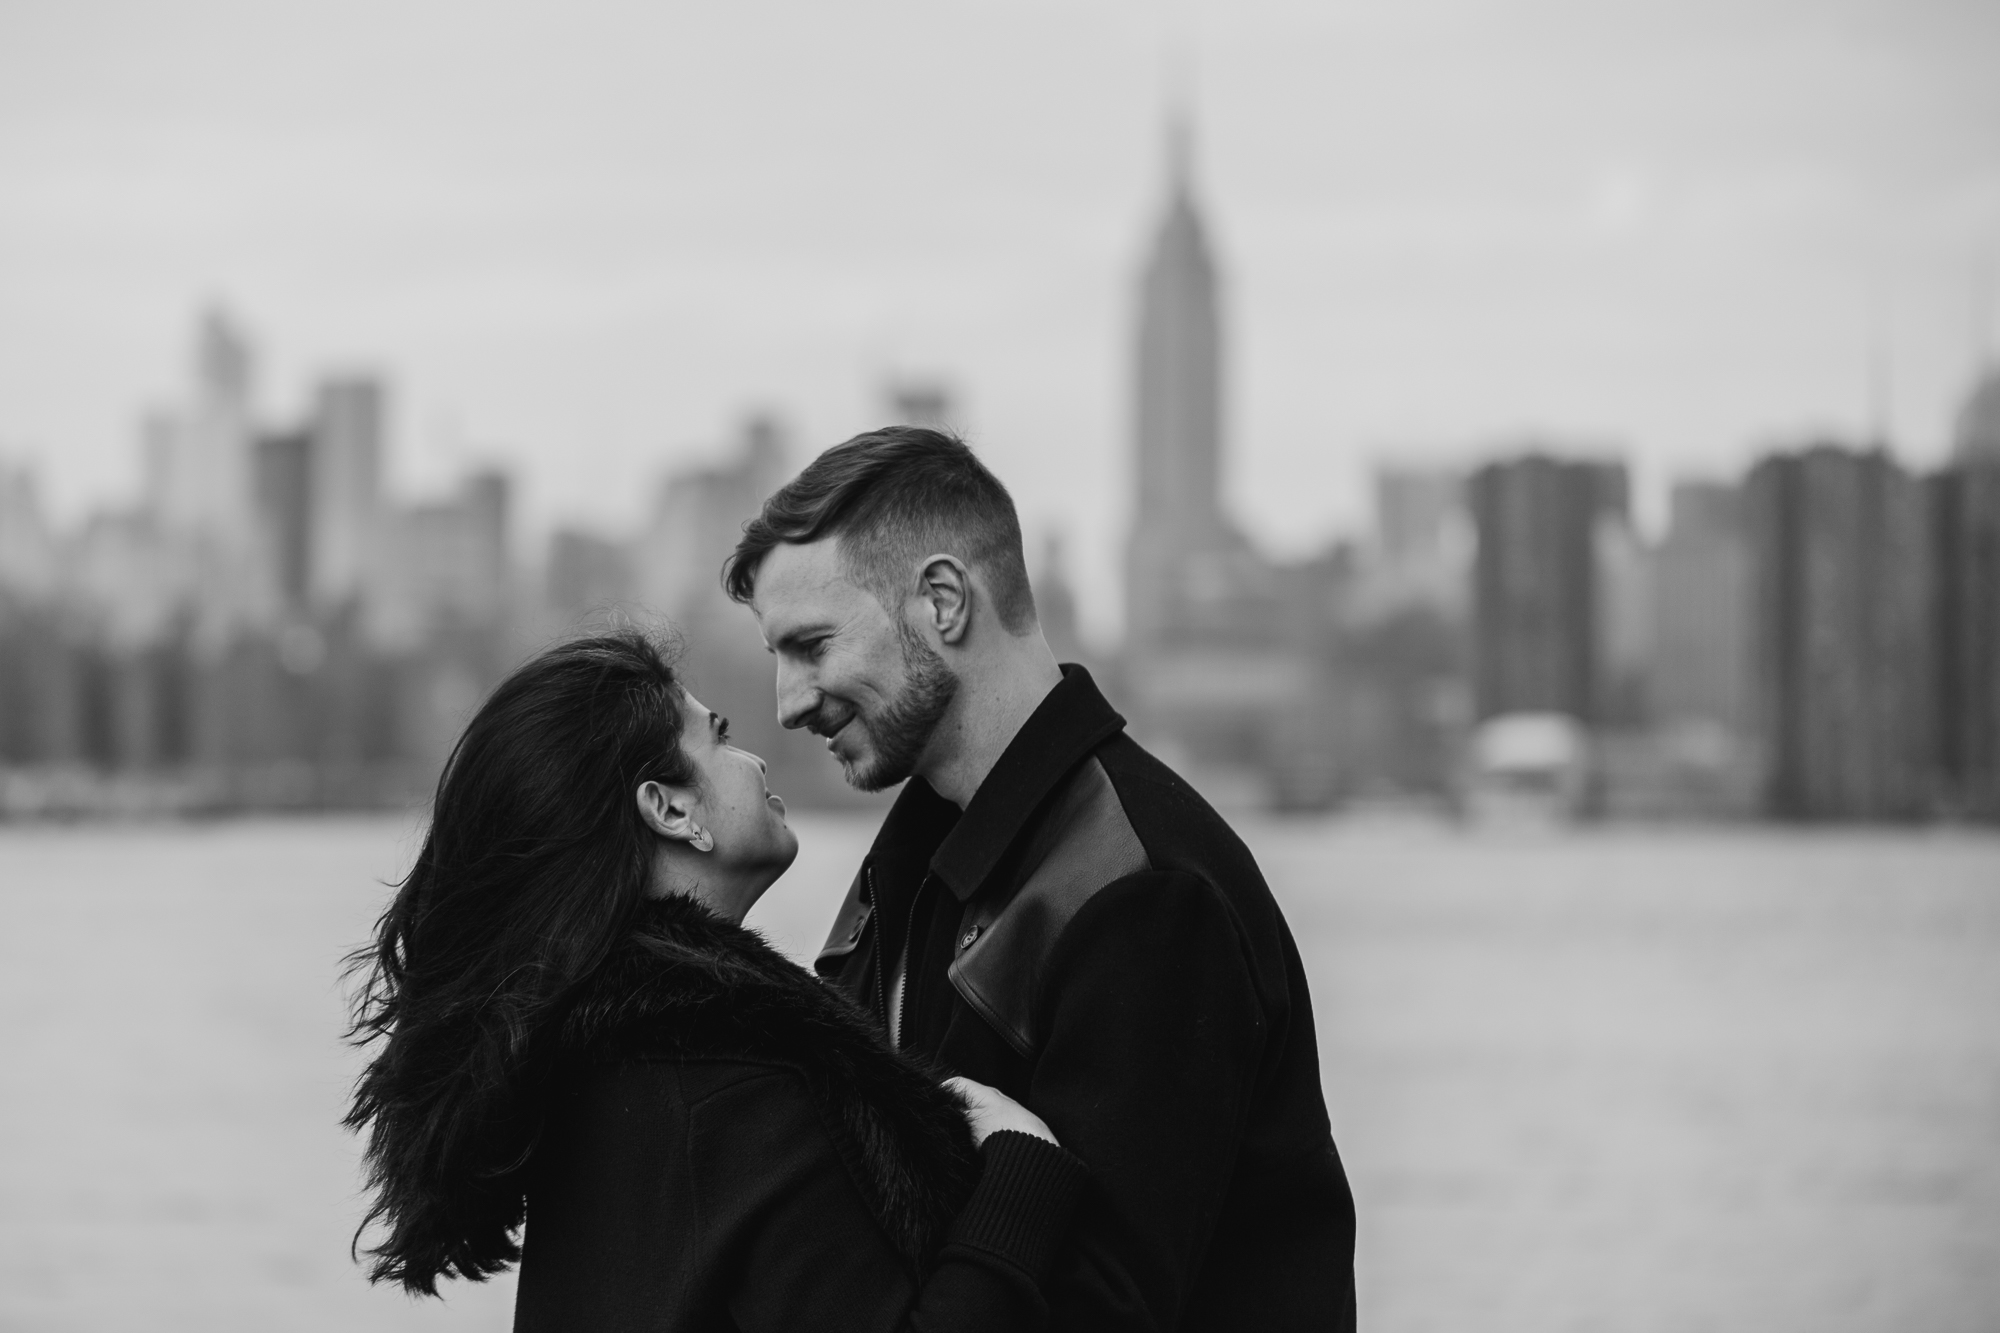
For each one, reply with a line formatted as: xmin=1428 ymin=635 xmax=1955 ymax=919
xmin=343 ymin=631 xmax=697 ymax=1295
xmin=723 ymin=425 xmax=1037 ymax=632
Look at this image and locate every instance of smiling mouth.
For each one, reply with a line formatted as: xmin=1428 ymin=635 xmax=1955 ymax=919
xmin=816 ymin=715 xmax=853 ymax=750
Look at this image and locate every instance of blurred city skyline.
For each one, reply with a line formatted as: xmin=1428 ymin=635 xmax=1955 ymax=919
xmin=2 ymin=153 xmax=1994 ymax=822
xmin=4 ymin=0 xmax=1999 ymax=641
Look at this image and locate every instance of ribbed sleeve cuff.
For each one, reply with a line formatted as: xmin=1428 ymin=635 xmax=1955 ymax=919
xmin=942 ymin=1130 xmax=1088 ymax=1281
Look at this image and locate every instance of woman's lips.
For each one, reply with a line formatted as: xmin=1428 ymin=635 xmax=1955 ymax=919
xmin=765 ymin=792 xmax=787 ymax=817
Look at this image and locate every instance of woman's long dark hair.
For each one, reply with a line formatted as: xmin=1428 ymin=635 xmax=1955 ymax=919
xmin=344 ymin=631 xmax=697 ymax=1294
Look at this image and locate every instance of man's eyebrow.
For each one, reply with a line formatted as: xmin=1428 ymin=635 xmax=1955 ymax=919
xmin=768 ymin=622 xmax=835 ymax=652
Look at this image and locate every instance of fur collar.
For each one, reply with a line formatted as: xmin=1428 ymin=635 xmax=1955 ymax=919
xmin=551 ymin=894 xmax=980 ymax=1266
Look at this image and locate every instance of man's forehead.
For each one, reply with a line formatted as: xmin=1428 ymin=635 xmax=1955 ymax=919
xmin=751 ymin=539 xmax=869 ymax=624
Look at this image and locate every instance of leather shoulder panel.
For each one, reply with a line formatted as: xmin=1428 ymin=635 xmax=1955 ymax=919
xmin=946 ymin=756 xmax=1149 ymax=1057
xmin=813 ymin=868 xmax=873 ymax=975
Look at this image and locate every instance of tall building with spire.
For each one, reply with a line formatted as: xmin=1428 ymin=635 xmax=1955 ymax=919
xmin=1126 ymin=114 xmax=1232 ymax=650
xmin=1118 ymin=116 xmax=1340 ymax=807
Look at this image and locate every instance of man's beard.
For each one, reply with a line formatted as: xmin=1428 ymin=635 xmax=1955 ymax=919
xmin=842 ymin=623 xmax=959 ymax=792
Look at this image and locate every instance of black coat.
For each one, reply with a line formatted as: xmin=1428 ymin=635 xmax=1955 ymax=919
xmin=815 ymin=666 xmax=1358 ymax=1332
xmin=510 ymin=894 xmax=1086 ymax=1332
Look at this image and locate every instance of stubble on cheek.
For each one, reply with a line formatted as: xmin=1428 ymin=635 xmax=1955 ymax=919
xmin=838 ymin=629 xmax=957 ymax=792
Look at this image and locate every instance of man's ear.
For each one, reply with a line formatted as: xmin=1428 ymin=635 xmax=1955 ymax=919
xmin=635 ymin=780 xmax=703 ymax=846
xmin=916 ymin=554 xmax=972 ymax=646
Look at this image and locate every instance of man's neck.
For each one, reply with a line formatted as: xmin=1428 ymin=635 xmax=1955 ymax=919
xmin=918 ymin=651 xmax=1063 ymax=808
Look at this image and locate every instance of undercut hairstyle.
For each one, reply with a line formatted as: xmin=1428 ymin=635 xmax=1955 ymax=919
xmin=723 ymin=426 xmax=1038 ymax=633
xmin=344 ymin=630 xmax=697 ymax=1295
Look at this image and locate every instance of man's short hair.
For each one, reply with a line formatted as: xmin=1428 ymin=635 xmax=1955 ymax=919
xmin=724 ymin=426 xmax=1037 ymax=633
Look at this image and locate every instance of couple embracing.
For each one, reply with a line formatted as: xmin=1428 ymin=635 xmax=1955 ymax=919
xmin=347 ymin=428 xmax=1357 ymax=1331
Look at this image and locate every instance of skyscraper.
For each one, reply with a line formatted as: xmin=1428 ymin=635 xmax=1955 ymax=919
xmin=1126 ymin=114 xmax=1229 ymax=651
xmin=884 ymin=381 xmax=955 ymax=433
xmin=547 ymin=529 xmax=635 ymax=622
xmin=634 ymin=413 xmax=790 ymax=624
xmin=1955 ymin=366 xmax=2000 ymax=465
xmin=1933 ymin=368 xmax=2000 ymax=820
xmin=1745 ymin=444 xmax=1933 ymax=819
xmin=308 ymin=375 xmax=384 ymax=610
xmin=253 ymin=428 xmax=312 ymax=611
xmin=149 ymin=308 xmax=258 ymax=548
xmin=0 ymin=465 xmax=55 ymax=600
xmin=365 ymin=469 xmax=513 ymax=647
xmin=1651 ymin=481 xmax=1751 ymax=734
xmin=1467 ymin=453 xmax=1628 ymax=723
xmin=1931 ymin=461 xmax=2000 ymax=820
xmin=1116 ymin=114 xmax=1334 ymax=806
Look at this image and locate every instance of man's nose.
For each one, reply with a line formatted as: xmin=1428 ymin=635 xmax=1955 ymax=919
xmin=775 ymin=661 xmax=818 ymax=731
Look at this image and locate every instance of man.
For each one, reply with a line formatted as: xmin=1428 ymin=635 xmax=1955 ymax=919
xmin=726 ymin=427 xmax=1356 ymax=1331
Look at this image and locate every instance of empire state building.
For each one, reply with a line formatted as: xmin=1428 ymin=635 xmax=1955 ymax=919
xmin=1124 ymin=116 xmax=1244 ymax=652
xmin=1119 ymin=114 xmax=1325 ymax=804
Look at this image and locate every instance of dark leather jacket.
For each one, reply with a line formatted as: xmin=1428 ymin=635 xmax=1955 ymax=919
xmin=816 ymin=666 xmax=1358 ymax=1332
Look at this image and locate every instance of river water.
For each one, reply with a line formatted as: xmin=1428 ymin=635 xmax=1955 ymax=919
xmin=2 ymin=814 xmax=1995 ymax=1332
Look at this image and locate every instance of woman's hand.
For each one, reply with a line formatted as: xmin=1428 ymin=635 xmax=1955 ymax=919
xmin=944 ymin=1075 xmax=1059 ymax=1148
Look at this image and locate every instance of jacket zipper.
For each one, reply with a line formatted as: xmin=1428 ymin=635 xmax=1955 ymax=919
xmin=898 ymin=885 xmax=924 ymax=1049
xmin=867 ymin=866 xmax=889 ymax=1033
xmin=868 ymin=864 xmax=926 ymax=1051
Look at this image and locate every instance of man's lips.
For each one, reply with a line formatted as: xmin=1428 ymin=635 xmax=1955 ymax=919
xmin=813 ymin=714 xmax=855 ymax=750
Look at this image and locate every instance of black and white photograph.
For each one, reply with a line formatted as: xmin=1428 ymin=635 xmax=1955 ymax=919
xmin=1 ymin=1 xmax=1996 ymax=1329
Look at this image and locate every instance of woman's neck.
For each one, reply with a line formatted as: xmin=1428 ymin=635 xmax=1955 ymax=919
xmin=649 ymin=849 xmax=765 ymax=923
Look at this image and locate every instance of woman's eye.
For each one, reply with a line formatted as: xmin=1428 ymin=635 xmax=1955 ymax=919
xmin=718 ymin=719 xmax=731 ymax=743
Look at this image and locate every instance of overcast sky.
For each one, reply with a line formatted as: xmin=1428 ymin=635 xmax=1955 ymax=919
xmin=3 ymin=0 xmax=1996 ymax=637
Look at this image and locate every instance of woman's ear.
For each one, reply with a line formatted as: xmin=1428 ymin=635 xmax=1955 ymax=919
xmin=636 ymin=781 xmax=711 ymax=852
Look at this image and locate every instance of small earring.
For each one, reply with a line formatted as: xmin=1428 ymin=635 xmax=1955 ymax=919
xmin=690 ymin=825 xmax=714 ymax=853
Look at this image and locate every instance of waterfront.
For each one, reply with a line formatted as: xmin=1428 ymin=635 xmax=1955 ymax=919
xmin=2 ymin=815 xmax=1996 ymax=1332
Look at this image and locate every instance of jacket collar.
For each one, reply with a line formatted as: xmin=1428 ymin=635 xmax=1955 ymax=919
xmin=862 ymin=664 xmax=1127 ymax=905
xmin=931 ymin=664 xmax=1126 ymax=902
xmin=861 ymin=774 xmax=961 ymax=903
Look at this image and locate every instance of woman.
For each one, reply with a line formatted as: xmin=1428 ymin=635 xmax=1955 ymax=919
xmin=346 ymin=632 xmax=1085 ymax=1331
